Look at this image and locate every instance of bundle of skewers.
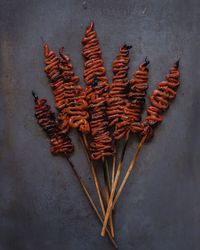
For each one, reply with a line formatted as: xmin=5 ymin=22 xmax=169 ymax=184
xmin=32 ymin=21 xmax=180 ymax=247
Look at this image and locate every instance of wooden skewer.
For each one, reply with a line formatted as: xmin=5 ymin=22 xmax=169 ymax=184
xmin=79 ymin=133 xmax=106 ymax=217
xmin=112 ymin=134 xmax=147 ymax=208
xmin=111 ymin=141 xmax=117 ymax=187
xmin=111 ymin=154 xmax=116 ymax=186
xmin=105 ymin=181 xmax=115 ymax=237
xmin=65 ymin=156 xmax=118 ymax=248
xmin=101 ymin=136 xmax=129 ymax=236
xmin=81 ymin=133 xmax=114 ymax=236
xmin=104 ymin=158 xmax=111 ymax=192
xmin=102 ymin=158 xmax=115 ymax=237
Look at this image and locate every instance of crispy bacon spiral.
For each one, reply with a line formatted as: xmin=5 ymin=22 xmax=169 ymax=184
xmin=88 ymin=78 xmax=113 ymax=160
xmin=107 ymin=44 xmax=132 ymax=128
xmin=44 ymin=44 xmax=89 ymax=134
xmin=33 ymin=92 xmax=74 ymax=155
xmin=82 ymin=21 xmax=109 ymax=101
xmin=141 ymin=60 xmax=180 ymax=140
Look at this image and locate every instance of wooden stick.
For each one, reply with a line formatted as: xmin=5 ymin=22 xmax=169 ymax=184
xmin=102 ymin=158 xmax=115 ymax=237
xmin=112 ymin=134 xmax=147 ymax=208
xmin=65 ymin=156 xmax=118 ymax=248
xmin=101 ymin=137 xmax=129 ymax=236
xmin=81 ymin=134 xmax=114 ymax=235
xmin=80 ymin=133 xmax=106 ymax=217
xmin=105 ymin=182 xmax=115 ymax=237
xmin=105 ymin=159 xmax=111 ymax=192
xmin=111 ymin=154 xmax=116 ymax=185
xmin=111 ymin=141 xmax=117 ymax=186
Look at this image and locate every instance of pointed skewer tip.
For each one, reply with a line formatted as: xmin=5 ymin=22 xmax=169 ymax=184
xmin=88 ymin=21 xmax=94 ymax=29
xmin=32 ymin=91 xmax=38 ymax=100
xmin=175 ymin=58 xmax=180 ymax=68
xmin=123 ymin=44 xmax=132 ymax=50
xmin=144 ymin=56 xmax=150 ymax=66
xmin=40 ymin=36 xmax=45 ymax=45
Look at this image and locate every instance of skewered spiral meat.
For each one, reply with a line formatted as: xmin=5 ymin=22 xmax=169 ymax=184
xmin=82 ymin=21 xmax=109 ymax=101
xmin=44 ymin=43 xmax=70 ymax=133
xmin=59 ymin=48 xmax=90 ymax=134
xmin=33 ymin=91 xmax=74 ymax=155
xmin=88 ymin=77 xmax=113 ymax=160
xmin=126 ymin=58 xmax=149 ymax=133
xmin=113 ymin=58 xmax=149 ymax=139
xmin=67 ymin=91 xmax=90 ymax=134
xmin=44 ymin=44 xmax=90 ymax=134
xmin=141 ymin=60 xmax=180 ymax=141
xmin=107 ymin=44 xmax=132 ymax=128
xmin=81 ymin=22 xmax=113 ymax=159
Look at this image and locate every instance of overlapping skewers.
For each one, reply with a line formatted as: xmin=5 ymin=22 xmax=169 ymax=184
xmin=32 ymin=21 xmax=181 ymax=247
xmin=102 ymin=57 xmax=150 ymax=235
xmin=32 ymin=92 xmax=117 ymax=247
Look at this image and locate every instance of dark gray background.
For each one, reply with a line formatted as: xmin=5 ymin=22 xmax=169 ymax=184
xmin=0 ymin=0 xmax=200 ymax=249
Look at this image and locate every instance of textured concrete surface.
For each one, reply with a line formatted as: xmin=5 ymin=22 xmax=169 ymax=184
xmin=0 ymin=0 xmax=200 ymax=249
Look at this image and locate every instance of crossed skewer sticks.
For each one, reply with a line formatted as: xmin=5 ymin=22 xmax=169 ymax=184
xmin=102 ymin=59 xmax=180 ymax=236
xmin=65 ymin=156 xmax=117 ymax=248
xmin=79 ymin=132 xmax=115 ymax=237
xmin=32 ymin=91 xmax=117 ymax=247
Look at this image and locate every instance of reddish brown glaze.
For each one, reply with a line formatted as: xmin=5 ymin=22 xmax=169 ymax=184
xmin=44 ymin=44 xmax=90 ymax=134
xmin=89 ymin=81 xmax=113 ymax=160
xmin=82 ymin=21 xmax=109 ymax=101
xmin=33 ymin=93 xmax=74 ymax=155
xmin=113 ymin=58 xmax=149 ymax=139
xmin=81 ymin=22 xmax=113 ymax=160
xmin=141 ymin=61 xmax=180 ymax=141
xmin=126 ymin=58 xmax=149 ymax=133
xmin=107 ymin=45 xmax=132 ymax=133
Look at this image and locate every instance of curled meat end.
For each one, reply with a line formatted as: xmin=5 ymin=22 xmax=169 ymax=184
xmin=140 ymin=61 xmax=180 ymax=140
xmin=33 ymin=95 xmax=74 ymax=155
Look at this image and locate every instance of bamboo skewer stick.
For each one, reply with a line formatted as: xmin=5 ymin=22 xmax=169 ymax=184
xmin=81 ymin=134 xmax=114 ymax=235
xmin=105 ymin=186 xmax=115 ymax=237
xmin=79 ymin=133 xmax=106 ymax=217
xmin=104 ymin=159 xmax=111 ymax=192
xmin=102 ymin=158 xmax=115 ymax=237
xmin=111 ymin=152 xmax=116 ymax=187
xmin=101 ymin=136 xmax=129 ymax=236
xmin=113 ymin=134 xmax=147 ymax=208
xmin=65 ymin=156 xmax=118 ymax=248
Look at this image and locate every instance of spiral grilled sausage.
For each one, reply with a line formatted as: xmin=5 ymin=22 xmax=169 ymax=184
xmin=88 ymin=78 xmax=113 ymax=160
xmin=82 ymin=21 xmax=109 ymax=101
xmin=33 ymin=92 xmax=74 ymax=155
xmin=113 ymin=58 xmax=149 ymax=139
xmin=67 ymin=91 xmax=90 ymax=134
xmin=59 ymin=48 xmax=90 ymax=134
xmin=141 ymin=60 xmax=180 ymax=140
xmin=44 ymin=43 xmax=70 ymax=133
xmin=44 ymin=44 xmax=90 ymax=134
xmin=127 ymin=58 xmax=149 ymax=133
xmin=107 ymin=44 xmax=132 ymax=128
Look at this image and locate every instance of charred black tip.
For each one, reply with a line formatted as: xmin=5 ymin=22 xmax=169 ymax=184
xmin=32 ymin=91 xmax=38 ymax=101
xmin=92 ymin=75 xmax=98 ymax=87
xmin=123 ymin=44 xmax=132 ymax=50
xmin=50 ymin=111 xmax=56 ymax=120
xmin=59 ymin=46 xmax=64 ymax=53
xmin=175 ymin=58 xmax=180 ymax=68
xmin=143 ymin=56 xmax=150 ymax=66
